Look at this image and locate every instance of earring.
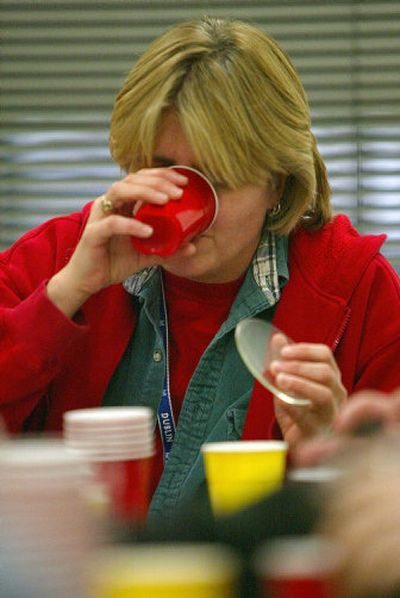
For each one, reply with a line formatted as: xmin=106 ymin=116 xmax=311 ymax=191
xmin=269 ymin=202 xmax=281 ymax=217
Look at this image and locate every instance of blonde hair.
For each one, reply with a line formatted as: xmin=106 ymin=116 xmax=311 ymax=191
xmin=110 ymin=16 xmax=332 ymax=234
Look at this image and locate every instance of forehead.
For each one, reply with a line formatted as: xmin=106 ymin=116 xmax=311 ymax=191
xmin=153 ymin=109 xmax=197 ymax=166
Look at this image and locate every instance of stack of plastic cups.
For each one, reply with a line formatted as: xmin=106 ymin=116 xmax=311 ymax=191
xmin=0 ymin=438 xmax=99 ymax=598
xmin=63 ymin=406 xmax=155 ymax=525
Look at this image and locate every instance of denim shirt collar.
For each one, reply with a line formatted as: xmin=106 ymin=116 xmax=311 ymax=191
xmin=123 ymin=228 xmax=289 ymax=307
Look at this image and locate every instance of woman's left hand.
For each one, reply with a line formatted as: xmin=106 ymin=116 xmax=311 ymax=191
xmin=269 ymin=341 xmax=347 ymax=446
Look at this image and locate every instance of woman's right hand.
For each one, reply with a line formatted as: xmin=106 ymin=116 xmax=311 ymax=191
xmin=46 ymin=168 xmax=189 ymax=317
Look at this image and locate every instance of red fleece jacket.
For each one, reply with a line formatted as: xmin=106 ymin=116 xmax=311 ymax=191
xmin=0 ymin=204 xmax=399 ymax=435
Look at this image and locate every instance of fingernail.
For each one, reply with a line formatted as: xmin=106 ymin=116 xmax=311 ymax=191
xmin=141 ymin=224 xmax=153 ymax=236
xmin=171 ymin=187 xmax=183 ymax=198
xmin=281 ymin=346 xmax=294 ymax=356
xmin=171 ymin=171 xmax=188 ymax=182
xmin=276 ymin=373 xmax=289 ymax=389
xmin=270 ymin=360 xmax=282 ymax=373
xmin=154 ymin=192 xmax=168 ymax=201
xmin=175 ymin=174 xmax=188 ymax=184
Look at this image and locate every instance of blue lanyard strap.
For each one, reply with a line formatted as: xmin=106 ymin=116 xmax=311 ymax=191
xmin=157 ymin=277 xmax=177 ymax=464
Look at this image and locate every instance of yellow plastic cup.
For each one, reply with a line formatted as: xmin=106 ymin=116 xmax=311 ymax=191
xmin=87 ymin=544 xmax=239 ymax=598
xmin=201 ymin=440 xmax=288 ymax=516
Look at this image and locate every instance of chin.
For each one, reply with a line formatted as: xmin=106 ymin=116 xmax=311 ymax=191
xmin=164 ymin=235 xmax=224 ymax=281
xmin=163 ymin=252 xmax=215 ymax=281
xmin=164 ymin=262 xmax=208 ymax=281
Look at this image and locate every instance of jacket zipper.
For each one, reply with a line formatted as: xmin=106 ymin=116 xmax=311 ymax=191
xmin=331 ymin=307 xmax=351 ymax=352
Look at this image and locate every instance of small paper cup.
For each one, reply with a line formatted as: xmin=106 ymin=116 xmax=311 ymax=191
xmin=201 ymin=440 xmax=287 ymax=516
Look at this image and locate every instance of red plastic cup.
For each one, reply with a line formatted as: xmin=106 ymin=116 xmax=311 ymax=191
xmin=97 ymin=456 xmax=153 ymax=523
xmin=255 ymin=537 xmax=340 ymax=598
xmin=266 ymin=577 xmax=336 ymax=598
xmin=131 ymin=165 xmax=218 ymax=256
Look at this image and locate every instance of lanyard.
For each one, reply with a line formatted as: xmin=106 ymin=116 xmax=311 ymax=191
xmin=157 ymin=278 xmax=177 ymax=464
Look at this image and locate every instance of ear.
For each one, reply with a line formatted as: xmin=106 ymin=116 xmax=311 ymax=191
xmin=268 ymin=174 xmax=287 ymax=210
xmin=274 ymin=174 xmax=287 ymax=198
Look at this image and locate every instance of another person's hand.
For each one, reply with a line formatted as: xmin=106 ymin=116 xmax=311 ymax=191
xmin=46 ymin=168 xmax=190 ymax=317
xmin=293 ymin=387 xmax=400 ymax=467
xmin=318 ymin=431 xmax=400 ymax=597
xmin=269 ymin=338 xmax=347 ymax=446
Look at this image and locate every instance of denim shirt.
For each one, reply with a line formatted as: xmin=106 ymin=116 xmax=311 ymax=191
xmin=104 ymin=229 xmax=289 ymax=522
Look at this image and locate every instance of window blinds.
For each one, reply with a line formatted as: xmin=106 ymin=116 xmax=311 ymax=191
xmin=1 ymin=0 xmax=399 ymax=271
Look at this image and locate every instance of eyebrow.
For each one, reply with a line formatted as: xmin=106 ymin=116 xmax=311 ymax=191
xmin=152 ymin=155 xmax=175 ymax=167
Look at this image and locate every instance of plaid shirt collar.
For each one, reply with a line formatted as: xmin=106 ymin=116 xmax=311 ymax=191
xmin=123 ymin=229 xmax=287 ymax=305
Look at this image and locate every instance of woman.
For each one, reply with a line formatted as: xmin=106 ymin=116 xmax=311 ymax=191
xmin=1 ymin=16 xmax=399 ymax=520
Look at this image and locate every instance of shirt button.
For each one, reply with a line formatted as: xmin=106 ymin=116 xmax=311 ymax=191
xmin=153 ymin=350 xmax=163 ymax=363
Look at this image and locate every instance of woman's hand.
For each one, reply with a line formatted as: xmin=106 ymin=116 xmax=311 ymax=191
xmin=47 ymin=168 xmax=191 ymax=317
xmin=269 ymin=337 xmax=347 ymax=446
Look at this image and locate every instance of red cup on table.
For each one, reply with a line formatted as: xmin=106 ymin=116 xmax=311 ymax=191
xmin=254 ymin=536 xmax=340 ymax=598
xmin=131 ymin=165 xmax=218 ymax=257
xmin=63 ymin=407 xmax=154 ymax=524
xmin=96 ymin=452 xmax=153 ymax=523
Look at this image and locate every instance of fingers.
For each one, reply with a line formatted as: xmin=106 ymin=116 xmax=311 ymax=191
xmin=90 ymin=168 xmax=189 ymax=227
xmin=107 ymin=169 xmax=188 ymax=212
xmin=333 ymin=390 xmax=398 ymax=434
xmin=280 ymin=343 xmax=341 ymax=376
xmin=274 ymin=372 xmax=336 ymax=408
xmin=268 ymin=332 xmax=290 ymax=363
xmin=390 ymin=390 xmax=400 ymax=425
xmin=292 ymin=436 xmax=343 ymax=467
xmin=271 ymin=360 xmax=338 ymax=389
xmin=270 ymin=342 xmax=347 ymax=443
xmin=270 ymin=343 xmax=346 ymax=411
xmin=84 ymin=212 xmax=154 ymax=244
